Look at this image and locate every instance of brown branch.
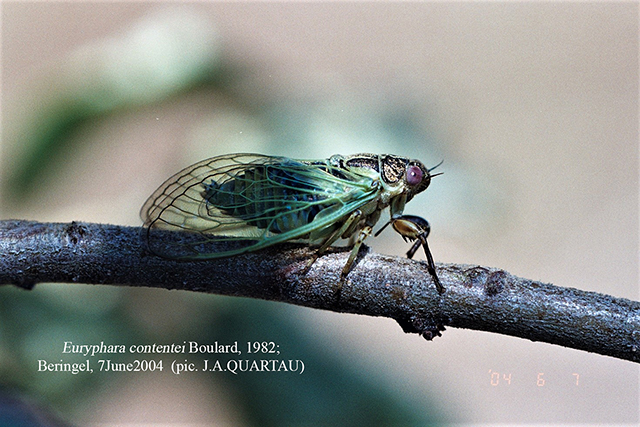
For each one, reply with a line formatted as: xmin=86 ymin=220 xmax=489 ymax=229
xmin=2 ymin=220 xmax=639 ymax=363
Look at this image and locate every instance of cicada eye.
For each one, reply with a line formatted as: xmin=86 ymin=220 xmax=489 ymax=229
xmin=406 ymin=165 xmax=423 ymax=186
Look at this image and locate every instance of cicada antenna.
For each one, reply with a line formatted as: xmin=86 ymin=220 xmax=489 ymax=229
xmin=428 ymin=159 xmax=444 ymax=175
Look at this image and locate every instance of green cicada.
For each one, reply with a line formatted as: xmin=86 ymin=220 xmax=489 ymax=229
xmin=141 ymin=153 xmax=444 ymax=293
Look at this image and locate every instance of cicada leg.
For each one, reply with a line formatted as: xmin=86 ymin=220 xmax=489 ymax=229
xmin=385 ymin=215 xmax=444 ymax=294
xmin=406 ymin=239 xmax=422 ymax=259
xmin=341 ymin=224 xmax=373 ymax=279
xmin=303 ymin=209 xmax=363 ymax=275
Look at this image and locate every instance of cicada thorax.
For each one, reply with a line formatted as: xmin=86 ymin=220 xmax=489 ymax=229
xmin=200 ymin=162 xmax=338 ymax=235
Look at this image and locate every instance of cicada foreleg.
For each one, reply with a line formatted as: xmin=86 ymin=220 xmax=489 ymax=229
xmin=384 ymin=215 xmax=444 ymax=294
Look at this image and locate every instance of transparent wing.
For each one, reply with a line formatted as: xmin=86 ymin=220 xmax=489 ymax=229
xmin=140 ymin=153 xmax=379 ymax=259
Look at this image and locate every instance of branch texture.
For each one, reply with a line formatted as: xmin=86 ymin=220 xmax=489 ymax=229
xmin=2 ymin=220 xmax=639 ymax=363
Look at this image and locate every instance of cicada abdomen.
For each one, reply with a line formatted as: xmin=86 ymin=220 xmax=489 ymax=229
xmin=201 ymin=162 xmax=333 ymax=235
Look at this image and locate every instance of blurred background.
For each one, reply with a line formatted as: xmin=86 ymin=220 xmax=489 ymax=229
xmin=1 ymin=2 xmax=638 ymax=425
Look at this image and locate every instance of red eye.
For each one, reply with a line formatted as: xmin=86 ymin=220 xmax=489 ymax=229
xmin=406 ymin=165 xmax=423 ymax=186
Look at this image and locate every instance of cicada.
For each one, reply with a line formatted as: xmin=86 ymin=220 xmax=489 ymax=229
xmin=141 ymin=153 xmax=444 ymax=293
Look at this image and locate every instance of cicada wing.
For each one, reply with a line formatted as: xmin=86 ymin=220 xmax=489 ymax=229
xmin=140 ymin=153 xmax=378 ymax=259
xmin=140 ymin=154 xmax=267 ymax=258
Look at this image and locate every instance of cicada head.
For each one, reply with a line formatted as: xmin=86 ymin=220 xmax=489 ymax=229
xmin=405 ymin=159 xmax=443 ymax=201
xmin=378 ymin=155 xmax=442 ymax=203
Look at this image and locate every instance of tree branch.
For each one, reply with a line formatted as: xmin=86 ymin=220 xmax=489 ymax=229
xmin=2 ymin=220 xmax=639 ymax=363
